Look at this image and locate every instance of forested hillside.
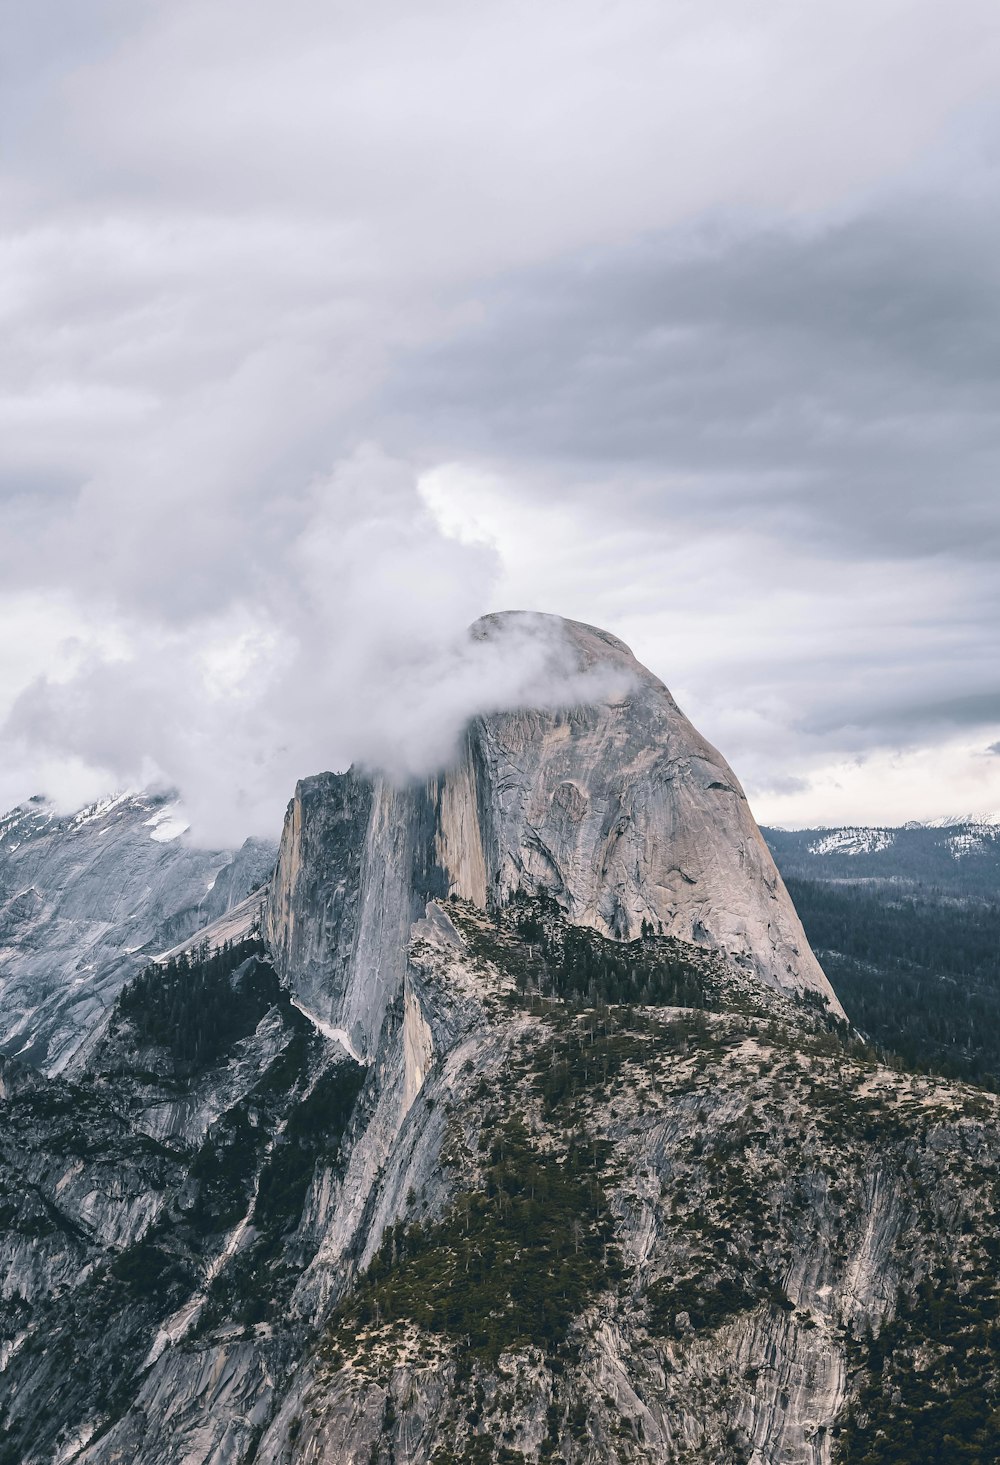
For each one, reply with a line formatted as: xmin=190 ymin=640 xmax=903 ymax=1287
xmin=764 ymin=823 xmax=1000 ymax=1091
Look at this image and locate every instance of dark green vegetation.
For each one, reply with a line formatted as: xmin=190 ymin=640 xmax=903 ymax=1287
xmin=839 ymin=1276 xmax=1000 ymax=1464
xmin=329 ymin=1016 xmax=622 ymax=1367
xmin=783 ymin=878 xmax=1000 ymax=1091
xmin=640 ymin=1092 xmax=804 ymax=1341
xmin=201 ymin=1056 xmax=365 ymax=1327
xmin=785 ymin=879 xmax=1000 ymax=987
xmin=9 ymin=868 xmax=1000 ymax=1463
xmin=760 ymin=860 xmax=1000 ymax=1461
xmin=319 ymin=896 xmax=1000 ymax=1465
xmin=645 ymin=1271 xmax=766 ymax=1335
xmin=327 ymin=903 xmax=821 ymax=1384
xmin=331 ymin=1113 xmax=619 ymax=1366
xmin=458 ymin=888 xmax=714 ymax=1010
xmin=325 ymin=903 xmax=730 ymax=1371
xmin=118 ymin=937 xmax=281 ymax=1074
xmin=509 ymin=889 xmax=710 ymax=1008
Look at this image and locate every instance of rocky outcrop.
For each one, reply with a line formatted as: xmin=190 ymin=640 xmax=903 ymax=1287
xmin=248 ymin=902 xmax=1000 ymax=1465
xmin=461 ymin=617 xmax=834 ymax=1000
xmin=0 ymin=791 xmax=276 ymax=1072
xmin=0 ymin=941 xmax=365 ymax=1465
xmin=266 ymin=613 xmax=840 ymax=1061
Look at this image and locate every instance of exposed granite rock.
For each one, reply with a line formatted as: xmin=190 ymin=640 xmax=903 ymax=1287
xmin=3 ymin=894 xmax=1000 ymax=1464
xmin=252 ymin=900 xmax=1000 ymax=1465
xmin=0 ymin=942 xmax=363 ymax=1465
xmin=0 ymin=791 xmax=276 ymax=1073
xmin=266 ymin=614 xmax=840 ymax=1063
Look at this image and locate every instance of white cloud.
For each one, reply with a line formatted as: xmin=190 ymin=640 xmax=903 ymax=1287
xmin=757 ymin=737 xmax=1000 ymax=829
xmin=3 ymin=451 xmax=635 ymax=842
xmin=419 ymin=463 xmax=1000 ymax=830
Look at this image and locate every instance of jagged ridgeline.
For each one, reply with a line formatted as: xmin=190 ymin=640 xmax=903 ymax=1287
xmin=0 ymin=791 xmax=278 ymax=1072
xmin=3 ymin=613 xmax=1000 ymax=1465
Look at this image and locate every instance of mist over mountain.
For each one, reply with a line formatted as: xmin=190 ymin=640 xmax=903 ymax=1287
xmin=5 ymin=2 xmax=1000 ymax=1457
xmin=4 ymin=597 xmax=637 ymax=847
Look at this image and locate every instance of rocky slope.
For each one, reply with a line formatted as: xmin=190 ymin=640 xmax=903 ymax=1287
xmin=0 ymin=791 xmax=276 ymax=1072
xmin=2 ymin=897 xmax=999 ymax=1465
xmin=3 ymin=614 xmax=999 ymax=1464
xmin=0 ymin=935 xmax=364 ymax=1465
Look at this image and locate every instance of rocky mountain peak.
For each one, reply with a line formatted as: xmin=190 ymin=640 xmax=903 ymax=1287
xmin=266 ymin=613 xmax=842 ymax=1059
xmin=5 ymin=616 xmax=1000 ymax=1465
xmin=470 ymin=608 xmax=641 ymax=667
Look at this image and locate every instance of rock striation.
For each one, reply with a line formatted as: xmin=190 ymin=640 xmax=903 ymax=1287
xmin=266 ymin=612 xmax=841 ymax=1058
xmin=3 ymin=893 xmax=1000 ymax=1465
xmin=0 ymin=791 xmax=276 ymax=1072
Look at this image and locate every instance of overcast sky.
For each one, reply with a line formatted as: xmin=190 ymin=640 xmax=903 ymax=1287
xmin=2 ymin=0 xmax=1000 ymax=840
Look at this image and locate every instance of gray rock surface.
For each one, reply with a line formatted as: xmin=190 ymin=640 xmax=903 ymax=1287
xmin=267 ymin=613 xmax=841 ymax=1060
xmin=4 ymin=892 xmax=998 ymax=1465
xmin=0 ymin=942 xmax=364 ymax=1465
xmin=0 ymin=791 xmax=276 ymax=1072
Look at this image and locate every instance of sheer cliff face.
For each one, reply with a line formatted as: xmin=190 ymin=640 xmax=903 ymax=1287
xmin=267 ymin=614 xmax=841 ymax=1056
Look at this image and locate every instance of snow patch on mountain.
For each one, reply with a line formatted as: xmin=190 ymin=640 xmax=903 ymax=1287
xmin=808 ymin=827 xmax=896 ymax=857
xmin=69 ymin=792 xmax=138 ymax=830
xmin=948 ymin=831 xmax=990 ymax=859
xmin=143 ymin=804 xmax=190 ymax=843
xmin=924 ymin=812 xmax=1000 ymax=829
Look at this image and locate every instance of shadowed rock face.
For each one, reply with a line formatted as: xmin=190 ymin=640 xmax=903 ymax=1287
xmin=267 ymin=613 xmax=841 ymax=1056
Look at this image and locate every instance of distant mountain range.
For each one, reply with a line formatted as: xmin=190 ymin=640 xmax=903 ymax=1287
xmin=763 ymin=817 xmax=1000 ymax=900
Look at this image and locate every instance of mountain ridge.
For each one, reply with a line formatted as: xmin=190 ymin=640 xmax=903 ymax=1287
xmin=763 ymin=817 xmax=1000 ymax=901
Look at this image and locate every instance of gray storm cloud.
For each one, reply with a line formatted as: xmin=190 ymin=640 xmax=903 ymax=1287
xmin=382 ymin=113 xmax=1000 ymax=777
xmin=2 ymin=1 xmax=1000 ymax=830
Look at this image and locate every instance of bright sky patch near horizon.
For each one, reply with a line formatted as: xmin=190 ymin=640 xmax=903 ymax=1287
xmin=2 ymin=0 xmax=1000 ymax=841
